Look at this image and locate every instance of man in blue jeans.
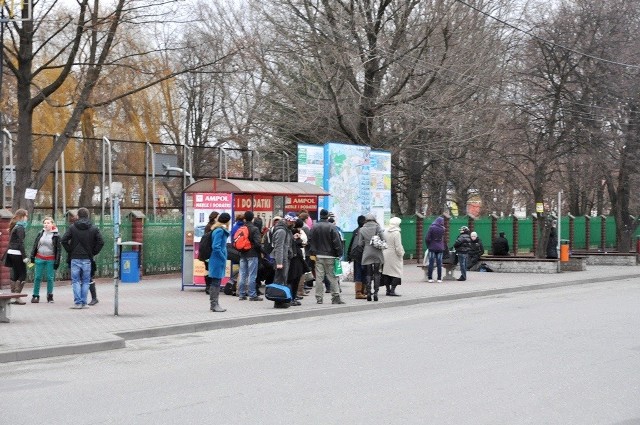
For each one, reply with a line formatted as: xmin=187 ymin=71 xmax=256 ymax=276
xmin=453 ymin=226 xmax=471 ymax=281
xmin=237 ymin=211 xmax=265 ymax=301
xmin=61 ymin=208 xmax=104 ymax=308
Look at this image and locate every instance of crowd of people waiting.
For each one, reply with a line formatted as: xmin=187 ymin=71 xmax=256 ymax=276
xmin=203 ymin=208 xmax=407 ymax=312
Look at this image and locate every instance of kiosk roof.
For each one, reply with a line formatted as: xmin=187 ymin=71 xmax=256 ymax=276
xmin=183 ymin=178 xmax=329 ymax=196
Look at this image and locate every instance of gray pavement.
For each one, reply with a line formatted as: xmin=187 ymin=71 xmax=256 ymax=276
xmin=1 ymin=262 xmax=638 ymax=363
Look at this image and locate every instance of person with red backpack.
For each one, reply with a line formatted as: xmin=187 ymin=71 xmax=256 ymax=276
xmin=235 ymin=211 xmax=265 ymax=301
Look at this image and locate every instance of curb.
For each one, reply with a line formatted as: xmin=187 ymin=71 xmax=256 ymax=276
xmin=0 ymin=337 xmax=125 ymax=363
xmin=115 ymin=273 xmax=637 ymax=340
xmin=2 ymin=273 xmax=636 ymax=363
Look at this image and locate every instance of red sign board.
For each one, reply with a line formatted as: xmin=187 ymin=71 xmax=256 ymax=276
xmin=193 ymin=193 xmax=232 ymax=209
xmin=234 ymin=195 xmax=273 ymax=212
xmin=285 ymin=195 xmax=318 ymax=211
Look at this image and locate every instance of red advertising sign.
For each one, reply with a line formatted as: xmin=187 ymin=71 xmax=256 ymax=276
xmin=234 ymin=195 xmax=273 ymax=212
xmin=193 ymin=193 xmax=232 ymax=209
xmin=285 ymin=195 xmax=318 ymax=211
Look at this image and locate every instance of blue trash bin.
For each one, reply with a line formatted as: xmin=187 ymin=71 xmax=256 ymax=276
xmin=121 ymin=251 xmax=139 ymax=283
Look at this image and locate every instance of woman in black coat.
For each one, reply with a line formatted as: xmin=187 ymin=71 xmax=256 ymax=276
xmin=287 ymin=221 xmax=306 ymax=306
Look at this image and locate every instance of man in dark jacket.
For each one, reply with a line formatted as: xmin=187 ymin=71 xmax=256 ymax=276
xmin=308 ymin=209 xmax=344 ymax=304
xmin=453 ymin=226 xmax=471 ymax=281
xmin=491 ymin=232 xmax=509 ymax=256
xmin=237 ymin=211 xmax=265 ymax=301
xmin=61 ymin=208 xmax=104 ymax=309
xmin=271 ymin=214 xmax=295 ymax=286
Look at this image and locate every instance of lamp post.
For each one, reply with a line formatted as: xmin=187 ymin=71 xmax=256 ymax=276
xmin=111 ymin=181 xmax=123 ymax=316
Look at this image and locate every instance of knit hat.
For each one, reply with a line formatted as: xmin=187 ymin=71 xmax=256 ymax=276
xmin=319 ymin=209 xmax=329 ymax=219
xmin=284 ymin=212 xmax=298 ymax=222
xmin=217 ymin=213 xmax=231 ymax=224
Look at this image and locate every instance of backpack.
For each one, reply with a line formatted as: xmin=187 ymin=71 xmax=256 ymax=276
xmin=262 ymin=227 xmax=276 ymax=255
xmin=198 ymin=231 xmax=213 ymax=262
xmin=232 ymin=225 xmax=252 ymax=252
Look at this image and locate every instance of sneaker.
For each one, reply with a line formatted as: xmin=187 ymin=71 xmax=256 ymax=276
xmin=70 ymin=304 xmax=82 ymax=309
xmin=457 ymin=277 xmax=466 ymax=281
xmin=332 ymin=299 xmax=346 ymax=305
xmin=239 ymin=296 xmax=248 ymax=300
xmin=437 ymin=280 xmax=443 ymax=283
xmin=316 ymin=299 xmax=323 ymax=304
xmin=31 ymin=296 xmax=40 ymax=303
xmin=427 ymin=279 xmax=434 ymax=283
xmin=249 ymin=296 xmax=263 ymax=301
xmin=290 ymin=300 xmax=301 ymax=306
xmin=88 ymin=299 xmax=98 ymax=306
xmin=81 ymin=304 xmax=90 ymax=309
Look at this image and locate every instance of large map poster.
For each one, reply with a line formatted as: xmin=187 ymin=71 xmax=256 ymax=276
xmin=370 ymin=150 xmax=392 ymax=226
xmin=323 ymin=143 xmax=371 ymax=231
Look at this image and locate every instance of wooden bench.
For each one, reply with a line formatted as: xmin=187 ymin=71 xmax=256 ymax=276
xmin=0 ymin=293 xmax=28 ymax=323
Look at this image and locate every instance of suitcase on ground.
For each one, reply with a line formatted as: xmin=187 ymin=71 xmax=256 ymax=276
xmin=264 ymin=283 xmax=292 ymax=307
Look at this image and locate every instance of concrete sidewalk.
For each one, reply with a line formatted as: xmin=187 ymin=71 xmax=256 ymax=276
xmin=1 ymin=263 xmax=638 ymax=363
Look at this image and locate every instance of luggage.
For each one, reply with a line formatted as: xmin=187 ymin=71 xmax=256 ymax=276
xmin=264 ymin=283 xmax=292 ymax=307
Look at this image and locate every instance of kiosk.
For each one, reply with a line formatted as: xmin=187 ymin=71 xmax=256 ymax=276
xmin=181 ymin=178 xmax=329 ymax=289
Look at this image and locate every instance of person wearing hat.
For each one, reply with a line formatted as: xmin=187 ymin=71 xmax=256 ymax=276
xmin=208 ymin=212 xmax=231 ymax=312
xmin=491 ymin=232 xmax=509 ymax=256
xmin=308 ymin=208 xmax=344 ymax=304
xmin=382 ymin=217 xmax=405 ymax=296
xmin=468 ymin=231 xmax=484 ymax=271
xmin=271 ymin=213 xmax=296 ymax=291
xmin=453 ymin=226 xmax=472 ymax=281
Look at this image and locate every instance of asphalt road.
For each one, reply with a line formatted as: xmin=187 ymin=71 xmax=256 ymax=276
xmin=3 ymin=281 xmax=640 ymax=425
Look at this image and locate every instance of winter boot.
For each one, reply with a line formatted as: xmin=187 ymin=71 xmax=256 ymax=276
xmin=331 ymin=295 xmax=345 ymax=305
xmin=385 ymin=284 xmax=392 ymax=296
xmin=388 ymin=284 xmax=401 ymax=296
xmin=210 ymin=286 xmax=226 ymax=312
xmin=355 ymin=282 xmax=367 ymax=299
xmin=13 ymin=281 xmax=26 ymax=304
xmin=47 ymin=293 xmax=54 ymax=303
xmin=88 ymin=282 xmax=99 ymax=305
xmin=205 ymin=277 xmax=211 ymax=295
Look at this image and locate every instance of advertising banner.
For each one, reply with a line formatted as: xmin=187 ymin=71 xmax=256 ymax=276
xmin=192 ymin=192 xmax=232 ymax=285
xmin=284 ymin=195 xmax=318 ymax=212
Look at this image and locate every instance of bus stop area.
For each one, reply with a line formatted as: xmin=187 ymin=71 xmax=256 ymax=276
xmin=1 ymin=263 xmax=638 ymax=363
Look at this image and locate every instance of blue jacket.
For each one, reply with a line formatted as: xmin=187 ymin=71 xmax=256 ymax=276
xmin=208 ymin=224 xmax=230 ymax=279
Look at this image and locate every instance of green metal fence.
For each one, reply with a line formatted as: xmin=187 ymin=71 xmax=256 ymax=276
xmin=142 ymin=221 xmax=183 ymax=274
xmin=19 ymin=213 xmax=632 ymax=281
